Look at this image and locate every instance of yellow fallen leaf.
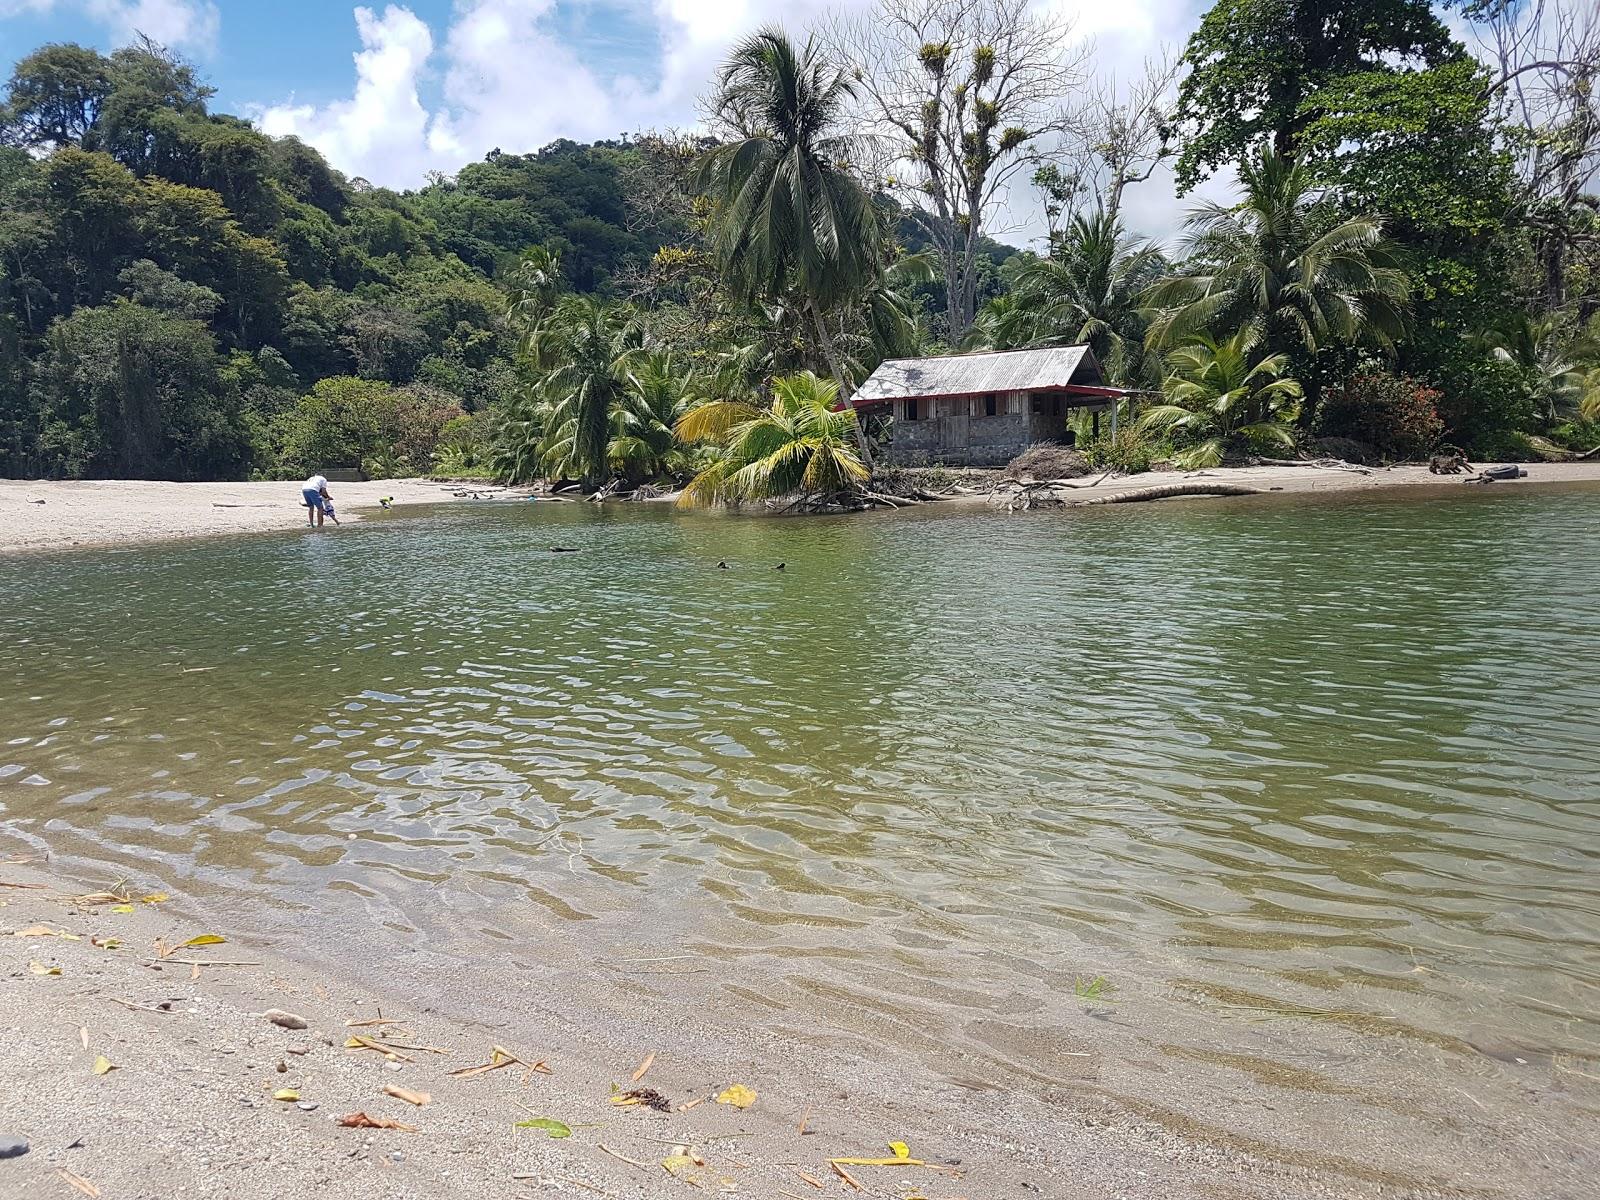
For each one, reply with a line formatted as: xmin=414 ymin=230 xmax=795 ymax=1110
xmin=92 ymin=1055 xmax=115 ymax=1076
xmin=91 ymin=937 xmax=122 ymax=950
xmin=29 ymin=960 xmax=61 ymax=975
xmin=889 ymin=1141 xmax=911 ymax=1160
xmin=716 ymin=1083 xmax=756 ymax=1109
xmin=140 ymin=892 xmax=170 ymax=904
xmin=273 ymin=1088 xmax=300 ymax=1102
xmin=109 ymin=904 xmax=134 ymax=914
xmin=180 ymin=933 xmax=226 ymax=948
xmin=662 ymin=1154 xmax=698 ymax=1177
xmin=14 ymin=924 xmax=62 ymax=937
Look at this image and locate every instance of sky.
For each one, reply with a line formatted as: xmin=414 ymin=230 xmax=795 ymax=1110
xmin=0 ymin=0 xmax=1219 ymax=248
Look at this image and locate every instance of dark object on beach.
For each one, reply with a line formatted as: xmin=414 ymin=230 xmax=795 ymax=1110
xmin=550 ymin=546 xmax=582 ymax=553
xmin=1430 ymin=451 xmax=1471 ymax=475
xmin=775 ymin=563 xmax=785 ymax=570
xmin=717 ymin=560 xmax=729 ymax=569
xmin=30 ymin=499 xmax=44 ymax=504
xmin=0 ymin=1135 xmax=28 ymax=1159
xmin=1467 ymin=465 xmax=1528 ymax=484
xmin=615 ymin=1087 xmax=672 ymax=1112
xmin=1001 ymin=443 xmax=1091 ymax=483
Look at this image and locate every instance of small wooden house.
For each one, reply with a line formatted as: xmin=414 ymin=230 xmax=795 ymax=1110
xmin=851 ymin=346 xmax=1126 ymax=467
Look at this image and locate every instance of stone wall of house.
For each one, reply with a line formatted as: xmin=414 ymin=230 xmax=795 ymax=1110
xmin=883 ymin=412 xmax=1028 ymax=467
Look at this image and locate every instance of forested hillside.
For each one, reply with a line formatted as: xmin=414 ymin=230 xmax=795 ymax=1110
xmin=3 ymin=0 xmax=1598 ymax=492
xmin=0 ymin=39 xmax=682 ymax=480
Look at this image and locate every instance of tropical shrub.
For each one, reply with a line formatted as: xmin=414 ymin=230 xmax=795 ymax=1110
xmin=1138 ymin=333 xmax=1303 ymax=469
xmin=1316 ymin=372 xmax=1444 ymax=461
xmin=1081 ymin=431 xmax=1158 ymax=475
xmin=676 ymin=372 xmax=867 ymax=505
xmin=275 ymin=376 xmax=463 ymax=477
xmin=1426 ymin=350 xmax=1537 ymax=453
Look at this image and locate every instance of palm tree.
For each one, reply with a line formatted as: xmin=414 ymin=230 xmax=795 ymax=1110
xmin=1476 ymin=313 xmax=1588 ymax=423
xmin=488 ymin=380 xmax=545 ymax=484
xmin=524 ymin=296 xmax=642 ymax=487
xmin=979 ymin=211 xmax=1166 ymax=384
xmin=1138 ymin=332 xmax=1304 ymax=469
xmin=506 ymin=245 xmax=563 ymax=328
xmin=608 ymin=351 xmax=701 ymax=482
xmin=675 ymin=371 xmax=868 ymax=505
xmin=697 ymin=29 xmax=881 ymax=410
xmin=1145 ymin=147 xmax=1409 ymax=375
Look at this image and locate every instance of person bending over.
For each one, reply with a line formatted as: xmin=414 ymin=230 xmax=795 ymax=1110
xmin=302 ymin=473 xmax=332 ymax=527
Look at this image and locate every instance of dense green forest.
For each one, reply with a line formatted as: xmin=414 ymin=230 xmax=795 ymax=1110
xmin=1 ymin=0 xmax=1597 ymax=490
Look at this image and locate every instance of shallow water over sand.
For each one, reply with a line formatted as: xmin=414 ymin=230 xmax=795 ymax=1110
xmin=4 ymin=487 xmax=1600 ymax=1189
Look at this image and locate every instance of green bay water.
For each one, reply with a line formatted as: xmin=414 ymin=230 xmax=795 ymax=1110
xmin=4 ymin=487 xmax=1600 ymax=1169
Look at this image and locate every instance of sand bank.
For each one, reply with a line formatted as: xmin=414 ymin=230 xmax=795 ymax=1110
xmin=5 ymin=462 xmax=1599 ymax=555
xmin=0 ymin=478 xmax=500 ymax=555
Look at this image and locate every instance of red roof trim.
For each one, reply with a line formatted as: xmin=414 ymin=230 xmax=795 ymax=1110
xmin=851 ymin=384 xmax=1130 ymax=408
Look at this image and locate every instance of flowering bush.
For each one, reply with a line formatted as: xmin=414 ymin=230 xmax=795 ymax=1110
xmin=1316 ymin=373 xmax=1445 ymax=461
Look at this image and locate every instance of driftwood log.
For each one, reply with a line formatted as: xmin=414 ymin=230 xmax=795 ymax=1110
xmin=1075 ymin=482 xmax=1264 ymax=506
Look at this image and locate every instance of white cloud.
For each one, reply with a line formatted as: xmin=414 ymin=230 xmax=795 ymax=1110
xmin=0 ymin=0 xmax=220 ymax=54
xmin=257 ymin=5 xmax=439 ymax=185
xmin=253 ymin=0 xmax=1214 ymax=240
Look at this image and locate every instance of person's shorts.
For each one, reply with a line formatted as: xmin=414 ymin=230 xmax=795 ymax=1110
xmin=302 ymin=488 xmax=326 ymax=512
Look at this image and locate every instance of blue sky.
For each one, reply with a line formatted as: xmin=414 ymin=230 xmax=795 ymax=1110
xmin=0 ymin=0 xmax=1215 ymax=243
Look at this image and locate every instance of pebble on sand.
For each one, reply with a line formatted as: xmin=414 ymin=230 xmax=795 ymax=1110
xmin=0 ymin=1136 xmax=30 ymax=1159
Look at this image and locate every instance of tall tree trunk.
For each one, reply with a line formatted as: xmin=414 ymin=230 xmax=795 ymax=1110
xmin=807 ymin=298 xmax=874 ymax=472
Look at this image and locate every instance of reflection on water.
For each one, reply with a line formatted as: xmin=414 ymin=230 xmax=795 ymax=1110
xmin=4 ymin=487 xmax=1600 ymax=1166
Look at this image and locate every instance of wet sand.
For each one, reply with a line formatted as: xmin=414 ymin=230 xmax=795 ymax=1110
xmin=5 ymin=463 xmax=1600 ymax=555
xmin=2 ymin=848 xmax=1594 ymax=1200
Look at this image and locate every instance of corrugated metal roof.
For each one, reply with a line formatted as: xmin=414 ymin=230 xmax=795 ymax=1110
xmin=852 ymin=346 xmax=1102 ymax=406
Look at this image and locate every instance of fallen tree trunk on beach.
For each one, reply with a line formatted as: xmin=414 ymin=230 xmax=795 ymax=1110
xmin=1074 ymin=482 xmax=1265 ymax=506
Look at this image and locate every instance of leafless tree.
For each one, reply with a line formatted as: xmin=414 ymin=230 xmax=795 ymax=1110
xmin=830 ymin=0 xmax=1090 ymax=338
xmin=1079 ymin=50 xmax=1181 ymax=228
xmin=1475 ymin=0 xmax=1600 ymax=310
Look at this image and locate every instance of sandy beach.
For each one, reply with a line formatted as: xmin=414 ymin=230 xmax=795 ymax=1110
xmin=4 ymin=462 xmax=1600 ymax=555
xmin=0 ymin=478 xmax=500 ymax=555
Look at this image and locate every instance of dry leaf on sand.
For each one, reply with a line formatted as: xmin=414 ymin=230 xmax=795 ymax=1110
xmin=716 ymin=1083 xmax=756 ymax=1109
xmin=92 ymin=1055 xmax=116 ymax=1076
xmin=383 ymin=1084 xmax=431 ymax=1106
xmin=57 ymin=1169 xmax=100 ymax=1198
xmin=335 ymin=1112 xmax=417 ymax=1132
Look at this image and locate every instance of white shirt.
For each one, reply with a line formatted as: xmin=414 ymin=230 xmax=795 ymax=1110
xmin=305 ymin=474 xmax=328 ymax=492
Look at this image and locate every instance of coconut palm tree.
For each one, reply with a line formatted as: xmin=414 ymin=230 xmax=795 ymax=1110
xmin=524 ymin=296 xmax=642 ymax=487
xmin=1145 ymin=147 xmax=1409 ymax=371
xmin=697 ymin=29 xmax=881 ymax=405
xmin=1138 ymin=332 xmax=1304 ymax=469
xmin=978 ymin=211 xmax=1167 ymax=384
xmin=608 ymin=351 xmax=701 ymax=482
xmin=675 ymin=371 xmax=868 ymax=505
